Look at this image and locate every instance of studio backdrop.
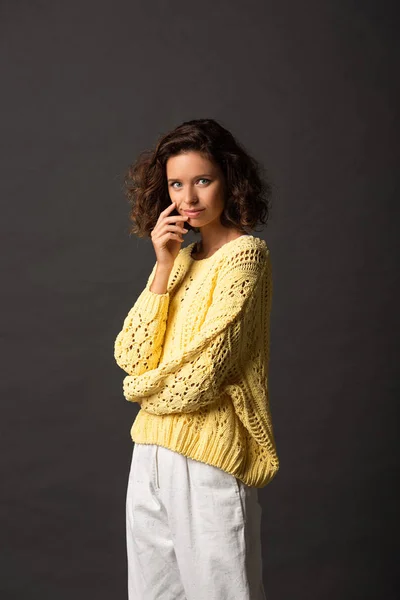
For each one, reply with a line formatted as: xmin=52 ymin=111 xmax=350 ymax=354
xmin=1 ymin=1 xmax=398 ymax=599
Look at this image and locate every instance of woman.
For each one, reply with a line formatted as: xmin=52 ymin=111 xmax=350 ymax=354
xmin=114 ymin=118 xmax=279 ymax=600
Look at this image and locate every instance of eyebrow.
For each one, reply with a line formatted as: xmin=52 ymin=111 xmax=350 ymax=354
xmin=167 ymin=173 xmax=213 ymax=182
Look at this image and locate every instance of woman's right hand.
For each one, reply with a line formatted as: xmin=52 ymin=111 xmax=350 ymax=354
xmin=150 ymin=200 xmax=189 ymax=268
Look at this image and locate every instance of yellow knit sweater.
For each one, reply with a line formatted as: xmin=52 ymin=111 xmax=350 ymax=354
xmin=114 ymin=234 xmax=279 ymax=488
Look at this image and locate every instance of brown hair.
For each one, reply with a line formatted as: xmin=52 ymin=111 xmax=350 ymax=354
xmin=123 ymin=118 xmax=273 ymax=237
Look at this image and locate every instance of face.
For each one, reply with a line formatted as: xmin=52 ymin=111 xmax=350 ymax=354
xmin=166 ymin=151 xmax=227 ymax=229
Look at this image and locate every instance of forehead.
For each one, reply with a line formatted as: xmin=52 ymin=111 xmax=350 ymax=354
xmin=166 ymin=151 xmax=217 ymax=176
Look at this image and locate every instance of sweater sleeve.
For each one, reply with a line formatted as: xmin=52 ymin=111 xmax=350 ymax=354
xmin=113 ymin=261 xmax=170 ymax=377
xmin=122 ymin=245 xmax=268 ymax=414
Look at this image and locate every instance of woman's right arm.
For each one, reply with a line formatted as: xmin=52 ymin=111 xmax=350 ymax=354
xmin=113 ymin=261 xmax=172 ymax=377
xmin=149 ymin=262 xmax=171 ymax=295
xmin=114 ymin=200 xmax=189 ymax=377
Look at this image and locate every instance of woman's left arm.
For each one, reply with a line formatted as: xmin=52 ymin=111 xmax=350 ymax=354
xmin=122 ymin=247 xmax=269 ymax=414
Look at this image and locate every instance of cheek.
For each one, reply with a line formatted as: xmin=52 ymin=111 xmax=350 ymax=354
xmin=213 ymin=187 xmax=226 ymax=210
xmin=168 ymin=188 xmax=179 ymax=201
xmin=206 ymin=183 xmax=224 ymax=204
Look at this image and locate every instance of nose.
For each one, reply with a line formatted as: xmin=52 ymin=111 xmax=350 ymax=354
xmin=180 ymin=189 xmax=200 ymax=209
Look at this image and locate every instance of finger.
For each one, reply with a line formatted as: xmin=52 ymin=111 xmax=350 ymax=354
xmin=165 ymin=214 xmax=189 ymax=223
xmin=160 ymin=231 xmax=184 ymax=244
xmin=160 ymin=224 xmax=188 ymax=236
xmin=162 ymin=201 xmax=178 ymax=215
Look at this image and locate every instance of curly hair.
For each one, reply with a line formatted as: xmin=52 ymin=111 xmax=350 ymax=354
xmin=122 ymin=118 xmax=273 ymax=238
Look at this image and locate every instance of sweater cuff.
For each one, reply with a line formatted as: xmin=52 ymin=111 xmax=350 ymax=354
xmin=140 ymin=286 xmax=169 ymax=318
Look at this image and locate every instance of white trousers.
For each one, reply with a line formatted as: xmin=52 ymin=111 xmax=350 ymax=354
xmin=126 ymin=442 xmax=267 ymax=600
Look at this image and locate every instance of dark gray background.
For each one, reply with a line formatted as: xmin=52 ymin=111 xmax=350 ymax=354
xmin=1 ymin=1 xmax=398 ymax=598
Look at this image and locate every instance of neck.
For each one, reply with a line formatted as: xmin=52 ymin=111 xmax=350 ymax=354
xmin=196 ymin=229 xmax=246 ymax=255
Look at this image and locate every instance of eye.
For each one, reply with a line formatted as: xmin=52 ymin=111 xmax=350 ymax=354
xmin=169 ymin=178 xmax=210 ymax=189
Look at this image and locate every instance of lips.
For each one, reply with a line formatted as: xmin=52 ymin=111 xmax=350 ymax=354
xmin=184 ymin=209 xmax=204 ymax=216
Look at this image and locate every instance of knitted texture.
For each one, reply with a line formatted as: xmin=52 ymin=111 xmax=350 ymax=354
xmin=114 ymin=235 xmax=279 ymax=488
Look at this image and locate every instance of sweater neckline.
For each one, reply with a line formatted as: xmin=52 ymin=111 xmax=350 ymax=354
xmin=185 ymin=234 xmax=253 ymax=262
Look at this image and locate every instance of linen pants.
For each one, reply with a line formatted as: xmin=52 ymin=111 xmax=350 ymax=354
xmin=126 ymin=442 xmax=267 ymax=600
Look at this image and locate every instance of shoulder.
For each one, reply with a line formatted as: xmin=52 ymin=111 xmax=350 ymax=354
xmin=177 ymin=235 xmax=270 ymax=278
xmin=219 ymin=235 xmax=270 ymax=273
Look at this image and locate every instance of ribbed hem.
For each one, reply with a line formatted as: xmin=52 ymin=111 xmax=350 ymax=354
xmin=130 ymin=410 xmax=279 ymax=488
